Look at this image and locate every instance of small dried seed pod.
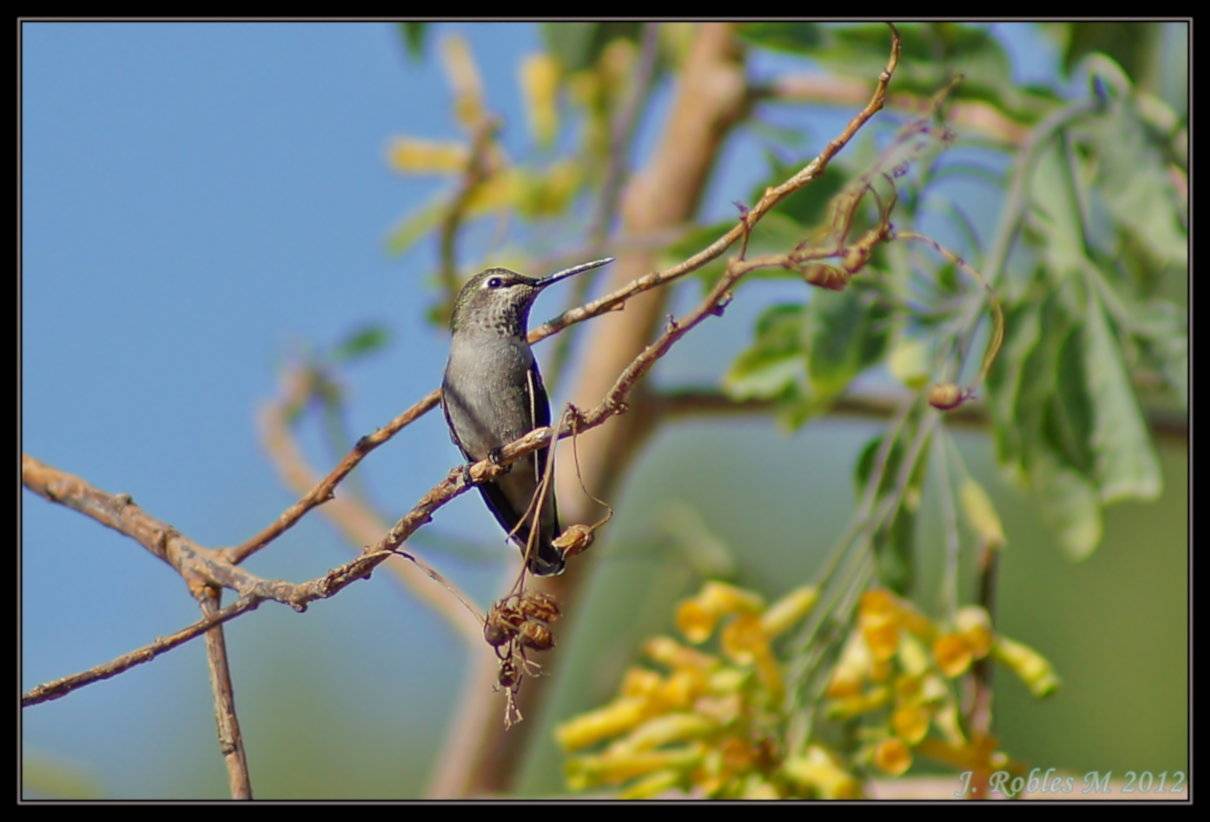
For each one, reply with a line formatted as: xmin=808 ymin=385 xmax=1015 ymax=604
xmin=484 ymin=600 xmax=524 ymax=646
xmin=552 ymin=523 xmax=595 ymax=558
xmin=484 ymin=618 xmax=513 ymax=648
xmin=803 ymin=264 xmax=849 ymax=291
xmin=517 ymin=620 xmax=555 ymax=651
xmin=498 ymin=659 xmax=519 ymax=689
xmin=928 ymin=382 xmax=969 ymax=411
xmin=518 ymin=591 xmax=561 ymax=624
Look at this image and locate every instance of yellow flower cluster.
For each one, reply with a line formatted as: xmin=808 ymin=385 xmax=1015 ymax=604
xmin=823 ymin=589 xmax=1059 ymax=778
xmin=556 ymin=582 xmax=821 ymax=798
xmin=556 ymin=581 xmax=1060 ymax=799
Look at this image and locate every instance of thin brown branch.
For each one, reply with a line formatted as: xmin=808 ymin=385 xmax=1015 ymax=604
xmin=753 ymin=72 xmax=1032 ymax=146
xmin=649 ymin=387 xmax=1189 ymax=443
xmin=224 ymin=387 xmax=441 ymax=564
xmin=964 ymin=540 xmax=1000 ymax=741
xmin=21 ymin=594 xmax=261 ymax=707
xmin=195 ymin=586 xmax=253 ymax=799
xmin=256 ymin=365 xmax=484 ymax=646
xmin=21 ymin=454 xmax=274 ymax=601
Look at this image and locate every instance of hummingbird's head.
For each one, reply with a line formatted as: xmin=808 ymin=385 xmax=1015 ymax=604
xmin=449 ymin=258 xmax=614 ymax=337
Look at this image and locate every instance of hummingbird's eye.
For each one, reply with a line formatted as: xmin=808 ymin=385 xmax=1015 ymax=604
xmin=487 ymin=276 xmax=504 ymax=289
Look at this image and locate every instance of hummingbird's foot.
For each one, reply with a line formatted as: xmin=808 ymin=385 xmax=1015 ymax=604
xmin=488 ymin=447 xmax=512 ymax=473
xmin=461 ymin=462 xmax=475 ymax=486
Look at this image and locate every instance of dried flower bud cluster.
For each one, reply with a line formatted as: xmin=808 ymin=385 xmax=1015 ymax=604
xmin=485 ymin=591 xmax=563 ymax=719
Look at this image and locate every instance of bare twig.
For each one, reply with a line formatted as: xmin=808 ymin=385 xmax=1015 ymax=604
xmin=255 ymin=365 xmax=483 ymax=647
xmin=21 ymin=594 xmax=261 ymax=707
xmin=752 ymin=72 xmax=1032 ymax=146
xmin=224 ymin=387 xmax=440 ymax=564
xmin=647 ymin=386 xmax=1188 ymax=442
xmin=195 ymin=586 xmax=253 ymax=799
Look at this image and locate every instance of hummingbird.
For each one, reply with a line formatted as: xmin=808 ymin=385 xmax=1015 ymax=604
xmin=441 ymin=257 xmax=614 ymax=576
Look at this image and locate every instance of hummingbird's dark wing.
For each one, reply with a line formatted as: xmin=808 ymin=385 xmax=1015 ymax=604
xmin=442 ymin=361 xmax=564 ymax=576
xmin=517 ymin=359 xmax=564 ymax=574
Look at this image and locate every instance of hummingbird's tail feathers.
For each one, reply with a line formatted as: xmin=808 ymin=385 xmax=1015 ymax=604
xmin=526 ymin=539 xmax=567 ymax=576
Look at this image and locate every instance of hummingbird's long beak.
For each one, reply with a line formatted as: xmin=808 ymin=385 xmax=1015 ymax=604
xmin=535 ymin=257 xmax=614 ymax=288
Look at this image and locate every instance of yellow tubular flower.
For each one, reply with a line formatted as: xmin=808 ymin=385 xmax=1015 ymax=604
xmin=933 ymin=633 xmax=974 ymax=678
xmin=519 ymin=52 xmax=560 ymax=148
xmin=826 ymin=685 xmax=891 ymax=719
xmin=619 ymin=667 xmax=663 ymax=699
xmin=721 ymin=613 xmax=767 ymax=664
xmin=692 ymin=693 xmax=744 ymax=726
xmin=439 ymin=35 xmax=485 ymax=130
xmin=386 ymin=138 xmax=469 ymax=175
xmin=675 ymin=600 xmax=718 ymax=644
xmin=705 ymin=667 xmax=749 ymax=695
xmin=737 ymin=775 xmax=781 ymax=800
xmin=891 ymin=703 xmax=931 ymax=746
xmin=896 ymin=632 xmax=931 ymax=677
xmin=861 ymin=619 xmax=900 ymax=662
xmin=752 ymin=644 xmax=784 ymax=703
xmin=993 ymin=636 xmax=1060 ymax=698
xmin=645 ymin=635 xmax=720 ymax=672
xmin=619 ymin=769 xmax=683 ymax=800
xmin=873 ymin=737 xmax=913 ymax=776
xmin=860 ymin=588 xmax=898 ymax=618
xmin=955 ymin=606 xmax=994 ymax=658
xmin=760 ymin=585 xmax=820 ymax=638
xmin=567 ymin=744 xmax=705 ymax=788
xmin=555 ymin=697 xmax=648 ymax=751
xmin=609 ymin=713 xmax=716 ymax=754
xmin=652 ymin=669 xmax=703 ymax=711
xmin=781 ymin=746 xmax=862 ymax=799
xmin=827 ymin=631 xmax=874 ymax=697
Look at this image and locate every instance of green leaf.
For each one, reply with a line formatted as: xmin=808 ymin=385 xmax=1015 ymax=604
xmin=723 ymin=303 xmax=805 ymax=401
xmin=331 ymin=324 xmax=391 ymax=362
xmin=854 ymin=429 xmax=927 ymax=595
xmin=1031 ymin=452 xmax=1103 ymax=561
xmin=736 ymin=22 xmax=823 ymax=55
xmin=540 ymin=22 xmax=642 ymax=73
xmin=809 ymin=23 xmax=1054 ymax=124
xmin=399 ymin=23 xmax=428 ymax=60
xmin=1045 ymin=22 xmax=1165 ymax=85
xmin=1027 ymin=138 xmax=1089 ymax=283
xmin=805 ymin=284 xmax=892 ymax=401
xmin=959 ymin=477 xmax=1007 ymax=549
xmin=986 ymin=300 xmax=1043 ymax=482
xmin=385 ymin=195 xmax=448 ymax=256
xmin=1044 ymin=324 xmax=1096 ymax=474
xmin=1080 ymin=100 xmax=1187 ymax=271
xmin=1082 ymin=292 xmax=1162 ymax=502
